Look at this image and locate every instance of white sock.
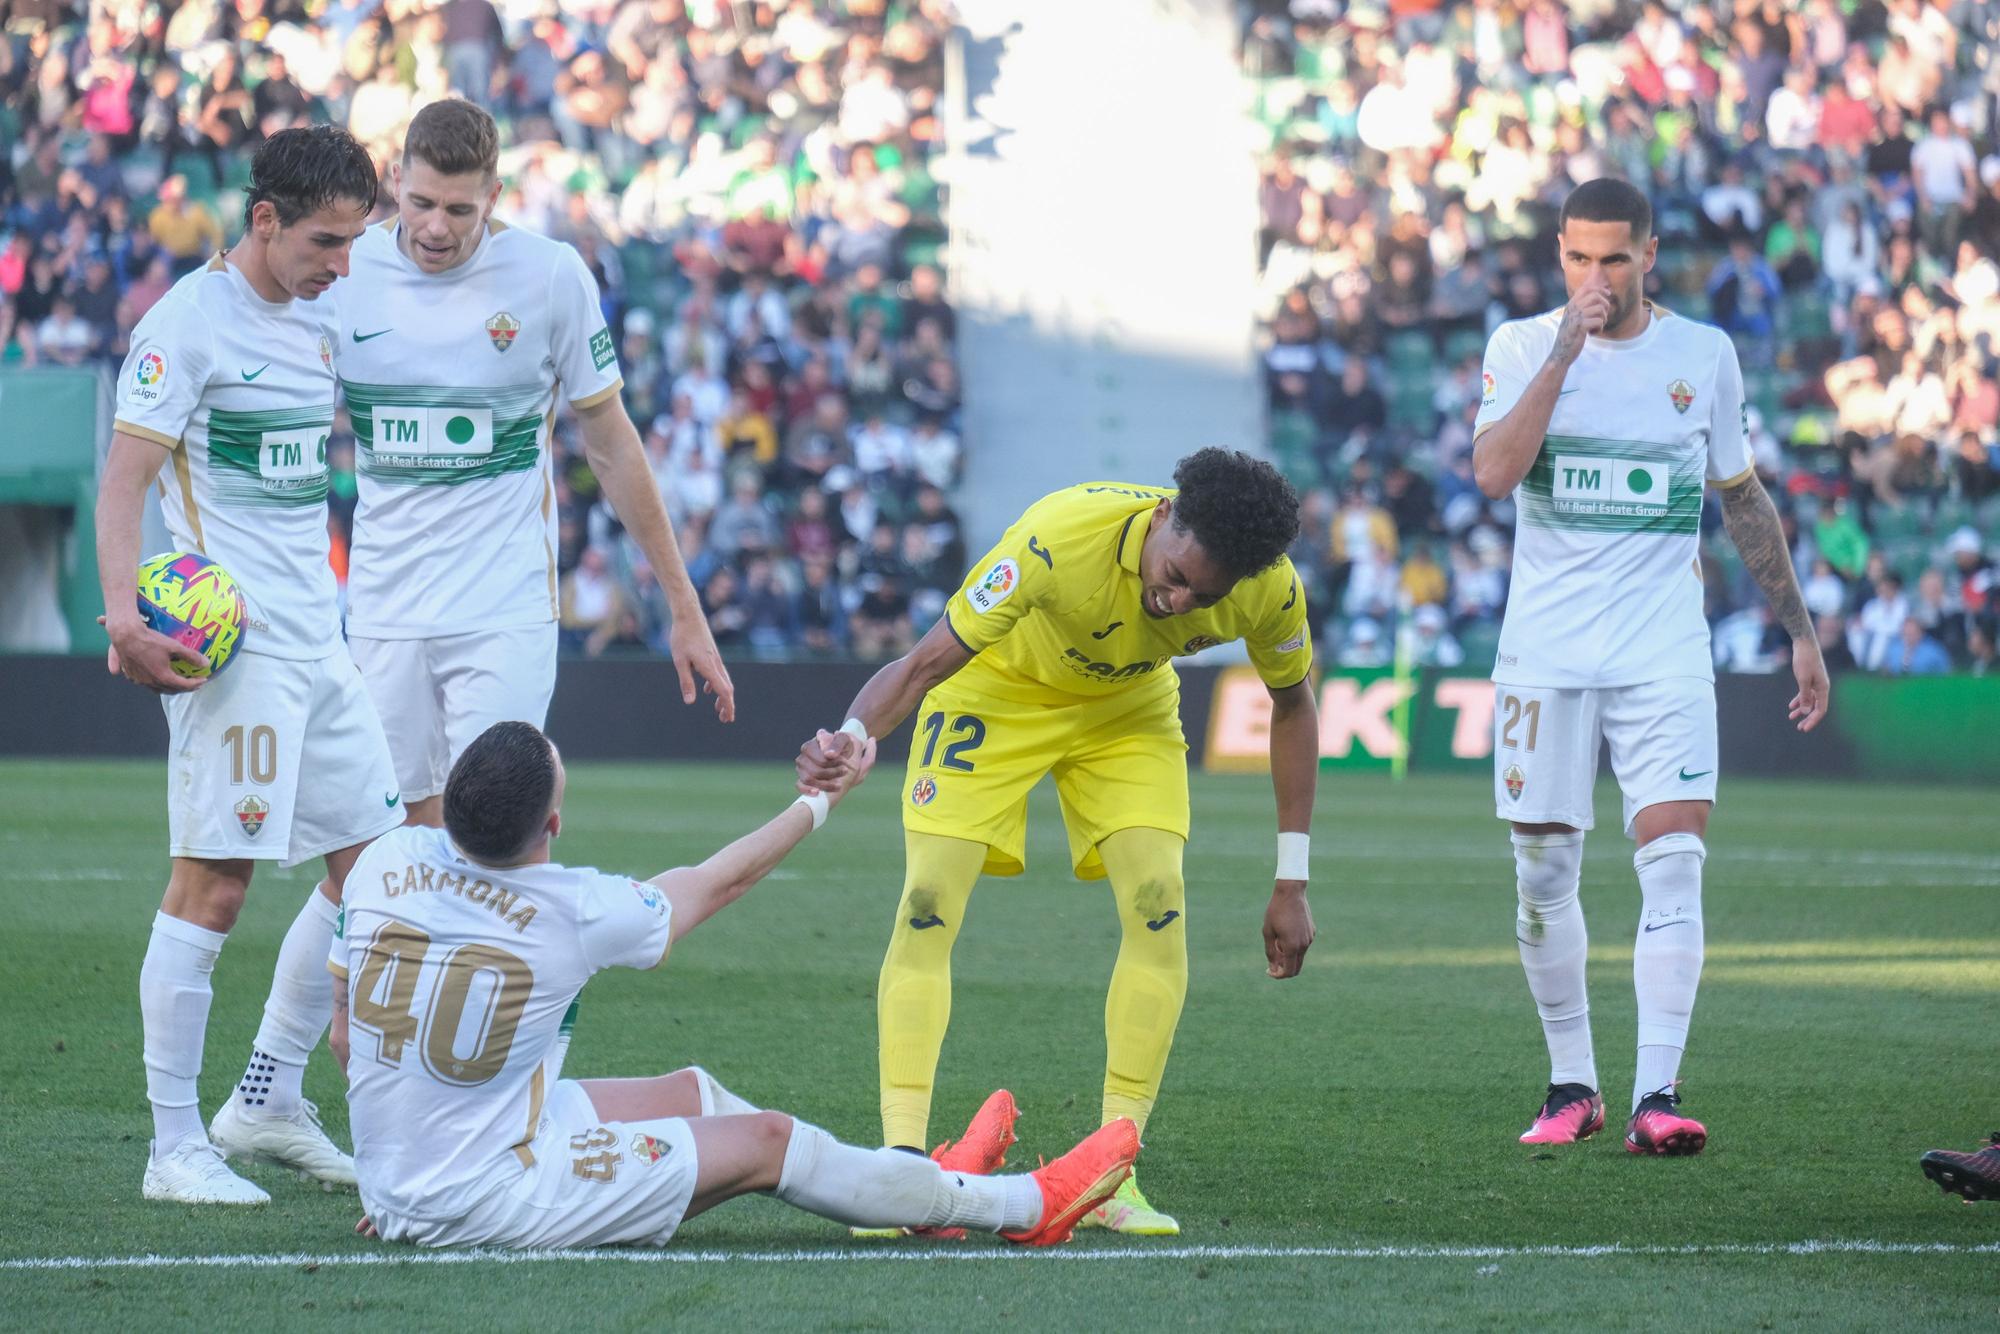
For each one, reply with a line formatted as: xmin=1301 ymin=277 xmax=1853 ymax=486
xmin=142 ymin=910 xmax=225 ymax=1155
xmin=1632 ymin=832 xmax=1706 ymax=1111
xmin=774 ymin=1121 xmax=1041 ymax=1233
xmin=1512 ymin=831 xmax=1596 ymax=1091
xmin=689 ymin=1066 xmax=761 ymax=1117
xmin=243 ymin=883 xmax=339 ymax=1116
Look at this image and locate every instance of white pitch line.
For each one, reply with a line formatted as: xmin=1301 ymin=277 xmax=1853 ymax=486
xmin=5 ymin=1240 xmax=1997 ymax=1272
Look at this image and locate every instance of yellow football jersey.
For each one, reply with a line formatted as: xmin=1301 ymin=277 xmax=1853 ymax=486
xmin=941 ymin=482 xmax=1312 ymax=700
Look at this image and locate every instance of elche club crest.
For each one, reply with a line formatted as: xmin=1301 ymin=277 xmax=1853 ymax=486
xmin=1503 ymin=764 xmax=1526 ymax=801
xmin=485 ymin=311 xmax=521 ymax=352
xmin=631 ymin=1133 xmax=671 ymax=1165
xmin=910 ymin=776 xmax=937 ymax=807
xmin=234 ymin=793 xmax=270 ymax=836
xmin=1668 ymin=379 xmax=1695 ymax=414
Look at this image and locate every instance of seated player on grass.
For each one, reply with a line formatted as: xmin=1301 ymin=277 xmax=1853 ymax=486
xmin=330 ymin=721 xmax=1137 ymax=1248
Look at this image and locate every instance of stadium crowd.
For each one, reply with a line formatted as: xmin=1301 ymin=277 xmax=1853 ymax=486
xmin=7 ymin=0 xmax=2000 ymax=675
xmin=1246 ymin=0 xmax=2000 ymax=676
xmin=0 ymin=0 xmax=965 ymax=659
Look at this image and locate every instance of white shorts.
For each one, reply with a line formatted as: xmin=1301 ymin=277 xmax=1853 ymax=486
xmin=1491 ymin=677 xmax=1719 ymax=837
xmin=349 ymin=623 xmax=558 ymax=802
xmin=163 ymin=650 xmax=404 ymax=867
xmin=374 ymin=1081 xmax=701 ymax=1249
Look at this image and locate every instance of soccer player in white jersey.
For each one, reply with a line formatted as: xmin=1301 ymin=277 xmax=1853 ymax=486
xmin=330 ymin=722 xmax=1139 ymax=1249
xmin=1473 ymin=178 xmax=1829 ymax=1156
xmin=337 ymin=99 xmax=732 ymax=834
xmin=96 ymin=127 xmax=404 ymax=1204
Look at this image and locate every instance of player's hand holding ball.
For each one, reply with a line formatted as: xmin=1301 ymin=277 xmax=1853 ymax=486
xmin=101 ymin=551 xmax=245 ymax=693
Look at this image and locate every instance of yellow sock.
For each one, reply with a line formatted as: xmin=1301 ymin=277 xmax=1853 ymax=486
xmin=877 ymin=830 xmax=985 ymax=1150
xmin=1096 ymin=827 xmax=1189 ymax=1139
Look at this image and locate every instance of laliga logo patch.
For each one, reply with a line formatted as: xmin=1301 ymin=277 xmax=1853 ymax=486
xmin=631 ymin=1133 xmax=671 ymax=1165
xmin=234 ymin=793 xmax=270 ymax=836
xmin=968 ymin=558 xmax=1018 ymax=614
xmin=1503 ymin=764 xmax=1526 ymax=801
xmin=910 ymin=776 xmax=937 ymax=807
xmin=127 ymin=347 xmax=167 ymax=404
xmin=1668 ymin=378 xmax=1695 ymax=415
xmin=319 ymin=335 xmax=333 ymax=370
xmin=632 ymin=881 xmax=666 ymax=914
xmin=1481 ymin=371 xmax=1496 ymax=405
xmin=486 ymin=311 xmax=520 ymax=353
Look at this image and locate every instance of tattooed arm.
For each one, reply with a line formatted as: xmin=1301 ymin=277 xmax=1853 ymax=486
xmin=1718 ymin=473 xmax=1831 ymax=731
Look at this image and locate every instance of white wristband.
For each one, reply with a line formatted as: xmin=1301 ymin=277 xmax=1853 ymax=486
xmin=839 ymin=717 xmax=871 ymax=744
xmin=1276 ymin=832 xmax=1310 ymax=881
xmin=793 ymin=791 xmax=829 ymax=832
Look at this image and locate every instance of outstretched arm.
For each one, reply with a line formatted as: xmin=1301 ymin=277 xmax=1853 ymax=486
xmin=655 ymin=731 xmax=879 ymax=939
xmin=796 ymin=616 xmax=973 ymax=791
xmin=1718 ymin=473 xmax=1830 ymax=731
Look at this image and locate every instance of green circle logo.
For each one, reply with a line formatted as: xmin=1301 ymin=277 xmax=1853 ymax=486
xmin=1627 ymin=467 xmax=1654 ymax=495
xmin=446 ymin=415 xmax=475 ymax=446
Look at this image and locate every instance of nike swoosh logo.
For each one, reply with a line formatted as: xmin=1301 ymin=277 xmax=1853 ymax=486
xmin=384 ymin=791 xmax=400 ymax=807
xmin=1643 ymin=920 xmax=1692 ymax=933
xmin=1678 ymin=768 xmax=1712 ymax=781
xmin=908 ymin=913 xmax=945 ymax=930
xmin=1091 ymin=621 xmax=1123 ymax=639
xmin=240 ymin=364 xmax=270 ymax=381
xmin=352 ymin=329 xmax=392 ymax=343
xmin=1145 ymin=910 xmax=1180 ymax=932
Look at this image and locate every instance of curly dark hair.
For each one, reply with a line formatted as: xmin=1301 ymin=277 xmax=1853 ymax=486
xmin=1170 ymin=448 xmax=1300 ymax=581
xmin=244 ymin=124 xmax=378 ymax=228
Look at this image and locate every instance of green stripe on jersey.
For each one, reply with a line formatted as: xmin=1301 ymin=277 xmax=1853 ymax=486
xmin=1518 ymin=433 xmax=1702 ymax=535
xmin=345 ymin=380 xmax=547 ymax=486
xmin=205 ymin=404 xmax=333 ymax=508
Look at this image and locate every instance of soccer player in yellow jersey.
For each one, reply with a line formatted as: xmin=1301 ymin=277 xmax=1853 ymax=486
xmin=797 ymin=449 xmax=1320 ymax=1234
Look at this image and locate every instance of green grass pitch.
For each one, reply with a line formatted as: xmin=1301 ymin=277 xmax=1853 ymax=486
xmin=1 ymin=759 xmax=1995 ymax=1328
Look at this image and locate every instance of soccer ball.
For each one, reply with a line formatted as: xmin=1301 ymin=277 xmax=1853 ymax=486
xmin=137 ymin=551 xmax=248 ymax=679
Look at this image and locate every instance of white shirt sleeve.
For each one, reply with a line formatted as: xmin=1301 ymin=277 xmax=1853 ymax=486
xmin=576 ymin=873 xmax=675 ymax=973
xmin=1705 ymin=332 xmax=1755 ymax=486
xmin=548 ymin=245 xmax=623 ymax=408
xmin=1472 ymin=320 xmax=1536 ymax=438
xmin=112 ymin=294 xmax=215 ymax=448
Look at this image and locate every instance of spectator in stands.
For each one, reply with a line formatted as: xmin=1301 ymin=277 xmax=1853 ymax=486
xmin=1853 ymin=572 xmax=1912 ymax=671
xmin=1884 ymin=614 xmax=1952 ymax=675
xmin=145 ymin=175 xmax=222 ymax=275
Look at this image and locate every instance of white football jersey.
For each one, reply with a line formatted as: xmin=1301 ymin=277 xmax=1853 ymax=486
xmin=330 ymin=824 xmax=673 ymax=1224
xmin=336 ymin=220 xmax=623 ymax=639
xmin=1475 ymin=305 xmax=1753 ymax=688
xmin=113 ymin=256 xmax=341 ymax=659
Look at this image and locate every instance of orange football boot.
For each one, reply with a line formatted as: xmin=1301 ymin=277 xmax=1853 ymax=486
xmin=1002 ymin=1118 xmax=1141 ymax=1247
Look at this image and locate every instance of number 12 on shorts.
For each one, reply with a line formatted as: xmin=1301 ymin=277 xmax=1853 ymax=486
xmin=918 ymin=712 xmax=986 ymax=771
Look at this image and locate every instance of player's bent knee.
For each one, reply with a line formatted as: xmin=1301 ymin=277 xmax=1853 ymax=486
xmin=164 ymin=858 xmax=253 ymax=931
xmin=1512 ymin=830 xmax=1583 ymax=908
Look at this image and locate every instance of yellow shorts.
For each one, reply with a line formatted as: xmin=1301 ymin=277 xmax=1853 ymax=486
xmin=901 ymin=658 xmax=1189 ymax=879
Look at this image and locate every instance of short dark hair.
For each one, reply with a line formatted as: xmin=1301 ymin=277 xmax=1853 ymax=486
xmin=1170 ymin=447 xmax=1300 ymax=581
xmin=244 ymin=125 xmax=378 ymax=228
xmin=1559 ymin=176 xmax=1652 ymax=241
xmin=444 ymin=722 xmax=558 ymax=863
xmin=404 ymin=98 xmax=501 ymax=179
